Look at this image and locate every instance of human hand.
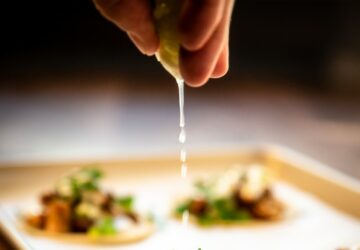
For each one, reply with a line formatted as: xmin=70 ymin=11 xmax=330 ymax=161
xmin=93 ymin=0 xmax=235 ymax=87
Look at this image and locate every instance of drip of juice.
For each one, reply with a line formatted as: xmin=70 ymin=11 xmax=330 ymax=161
xmin=180 ymin=148 xmax=187 ymax=178
xmin=154 ymin=0 xmax=190 ymax=244
xmin=181 ymin=162 xmax=187 ymax=178
xmin=176 ymin=79 xmax=187 ymax=179
xmin=176 ymin=79 xmax=185 ymax=130
xmin=176 ymin=78 xmax=190 ymax=228
xmin=181 ymin=210 xmax=189 ymax=228
xmin=180 ymin=147 xmax=187 ymax=162
xmin=179 ymin=127 xmax=186 ymax=144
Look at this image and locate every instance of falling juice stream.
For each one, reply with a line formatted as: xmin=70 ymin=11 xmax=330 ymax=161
xmin=176 ymin=78 xmax=189 ymax=229
xmin=176 ymin=78 xmax=187 ymax=177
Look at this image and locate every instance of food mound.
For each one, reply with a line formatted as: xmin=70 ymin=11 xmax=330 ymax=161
xmin=25 ymin=168 xmax=150 ymax=238
xmin=175 ymin=165 xmax=284 ymax=225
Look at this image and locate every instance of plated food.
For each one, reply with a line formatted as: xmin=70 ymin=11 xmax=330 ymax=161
xmin=23 ymin=167 xmax=154 ymax=244
xmin=174 ymin=165 xmax=285 ymax=225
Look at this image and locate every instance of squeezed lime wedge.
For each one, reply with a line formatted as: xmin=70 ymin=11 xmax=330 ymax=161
xmin=154 ymin=0 xmax=182 ymax=80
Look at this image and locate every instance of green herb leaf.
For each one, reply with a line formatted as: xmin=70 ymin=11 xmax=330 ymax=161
xmin=77 ymin=181 xmax=98 ymax=191
xmin=175 ymin=201 xmax=190 ymax=215
xmin=116 ymin=196 xmax=134 ymax=211
xmin=83 ymin=167 xmax=103 ymax=180
xmin=234 ymin=210 xmax=252 ymax=221
xmin=88 ymin=217 xmax=117 ymax=236
xmin=198 ymin=214 xmax=216 ymax=225
xmin=56 ymin=167 xmax=103 ymax=201
xmin=194 ymin=181 xmax=213 ymax=198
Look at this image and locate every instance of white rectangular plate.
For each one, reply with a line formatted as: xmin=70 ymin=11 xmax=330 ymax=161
xmin=1 ymin=145 xmax=360 ymax=250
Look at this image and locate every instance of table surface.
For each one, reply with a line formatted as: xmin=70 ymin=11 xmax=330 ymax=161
xmin=0 ymin=76 xmax=360 ymax=249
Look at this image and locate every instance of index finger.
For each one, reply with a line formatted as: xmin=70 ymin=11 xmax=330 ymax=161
xmin=93 ymin=0 xmax=159 ymax=55
xmin=179 ymin=0 xmax=225 ymax=51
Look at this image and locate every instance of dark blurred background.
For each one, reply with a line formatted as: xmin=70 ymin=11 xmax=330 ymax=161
xmin=0 ymin=0 xmax=359 ymax=90
xmin=0 ymin=0 xmax=359 ymax=179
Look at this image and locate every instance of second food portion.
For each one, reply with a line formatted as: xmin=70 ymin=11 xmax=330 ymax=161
xmin=174 ymin=165 xmax=284 ymax=225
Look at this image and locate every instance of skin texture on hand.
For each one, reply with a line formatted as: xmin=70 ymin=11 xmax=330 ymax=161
xmin=93 ymin=0 xmax=235 ymax=87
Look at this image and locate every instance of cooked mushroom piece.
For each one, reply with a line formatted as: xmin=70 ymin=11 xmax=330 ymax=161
xmin=251 ymin=197 xmax=283 ymax=219
xmin=72 ymin=216 xmax=94 ymax=232
xmin=40 ymin=192 xmax=58 ymax=206
xmin=125 ymin=211 xmax=139 ymax=223
xmin=233 ymin=185 xmax=258 ymax=207
xmin=189 ymin=198 xmax=208 ymax=215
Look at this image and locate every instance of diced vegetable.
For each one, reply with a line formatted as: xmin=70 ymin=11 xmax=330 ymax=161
xmin=44 ymin=200 xmax=71 ymax=233
xmin=75 ymin=202 xmax=102 ymax=220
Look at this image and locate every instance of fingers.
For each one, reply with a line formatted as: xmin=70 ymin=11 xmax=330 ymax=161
xmin=180 ymin=20 xmax=225 ymax=86
xmin=212 ymin=14 xmax=230 ymax=79
xmin=179 ymin=0 xmax=225 ymax=51
xmin=94 ymin=0 xmax=234 ymax=86
xmin=180 ymin=0 xmax=233 ymax=86
xmin=128 ymin=32 xmax=154 ymax=55
xmin=93 ymin=0 xmax=159 ymax=55
xmin=211 ymin=45 xmax=229 ymax=79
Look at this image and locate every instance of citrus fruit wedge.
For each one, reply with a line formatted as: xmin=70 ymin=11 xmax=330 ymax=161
xmin=154 ymin=0 xmax=182 ymax=80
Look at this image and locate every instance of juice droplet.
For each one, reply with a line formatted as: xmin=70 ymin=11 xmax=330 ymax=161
xmin=180 ymin=148 xmax=187 ymax=163
xmin=176 ymin=78 xmax=185 ymax=128
xmin=181 ymin=162 xmax=187 ymax=178
xmin=182 ymin=210 xmax=189 ymax=228
xmin=179 ymin=127 xmax=186 ymax=144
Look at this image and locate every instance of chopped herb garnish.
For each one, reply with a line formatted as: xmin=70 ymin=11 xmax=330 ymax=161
xmin=116 ymin=196 xmax=134 ymax=211
xmin=175 ymin=200 xmax=191 ymax=214
xmin=88 ymin=217 xmax=117 ymax=236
